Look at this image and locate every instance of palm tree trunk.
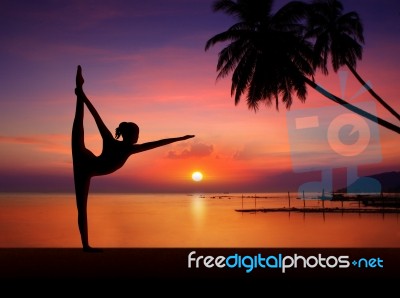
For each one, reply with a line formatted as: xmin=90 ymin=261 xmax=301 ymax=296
xmin=303 ymin=77 xmax=400 ymax=134
xmin=345 ymin=62 xmax=400 ymax=122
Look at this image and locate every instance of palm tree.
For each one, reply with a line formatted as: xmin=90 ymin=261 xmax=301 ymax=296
xmin=205 ymin=0 xmax=400 ymax=134
xmin=205 ymin=0 xmax=315 ymax=111
xmin=306 ymin=0 xmax=400 ymax=122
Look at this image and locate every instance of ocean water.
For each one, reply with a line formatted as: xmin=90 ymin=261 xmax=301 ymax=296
xmin=0 ymin=192 xmax=399 ymax=248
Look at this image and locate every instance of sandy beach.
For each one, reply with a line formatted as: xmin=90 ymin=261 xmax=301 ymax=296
xmin=0 ymin=248 xmax=398 ymax=297
xmin=0 ymin=248 xmax=398 ymax=281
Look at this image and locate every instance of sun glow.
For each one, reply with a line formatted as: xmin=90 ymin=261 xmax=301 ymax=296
xmin=191 ymin=171 xmax=203 ymax=182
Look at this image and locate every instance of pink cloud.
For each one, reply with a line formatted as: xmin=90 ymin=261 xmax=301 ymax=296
xmin=0 ymin=134 xmax=70 ymax=155
xmin=166 ymin=141 xmax=213 ymax=159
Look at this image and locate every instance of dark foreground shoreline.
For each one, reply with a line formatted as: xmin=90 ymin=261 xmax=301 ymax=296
xmin=0 ymin=248 xmax=398 ymax=282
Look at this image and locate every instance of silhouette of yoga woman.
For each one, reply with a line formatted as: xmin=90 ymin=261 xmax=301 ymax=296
xmin=72 ymin=65 xmax=194 ymax=252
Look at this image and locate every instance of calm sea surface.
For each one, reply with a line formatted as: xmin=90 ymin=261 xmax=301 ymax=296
xmin=0 ymin=192 xmax=399 ymax=248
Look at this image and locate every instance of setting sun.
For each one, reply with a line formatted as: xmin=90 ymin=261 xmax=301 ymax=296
xmin=191 ymin=171 xmax=203 ymax=182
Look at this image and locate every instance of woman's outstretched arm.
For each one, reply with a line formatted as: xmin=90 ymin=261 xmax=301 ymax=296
xmin=130 ymin=135 xmax=195 ymax=154
xmin=75 ymin=66 xmax=114 ymax=141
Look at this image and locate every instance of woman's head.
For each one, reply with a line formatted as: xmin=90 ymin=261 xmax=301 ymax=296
xmin=115 ymin=122 xmax=139 ymax=143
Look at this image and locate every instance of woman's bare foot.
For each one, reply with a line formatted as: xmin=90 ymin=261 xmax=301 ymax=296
xmin=76 ymin=65 xmax=84 ymax=88
xmin=83 ymin=246 xmax=103 ymax=253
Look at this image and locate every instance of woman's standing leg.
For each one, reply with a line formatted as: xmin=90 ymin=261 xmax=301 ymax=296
xmin=73 ymin=172 xmax=92 ymax=251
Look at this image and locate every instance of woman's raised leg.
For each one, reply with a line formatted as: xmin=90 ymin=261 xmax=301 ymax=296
xmin=72 ymin=66 xmax=102 ymax=252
